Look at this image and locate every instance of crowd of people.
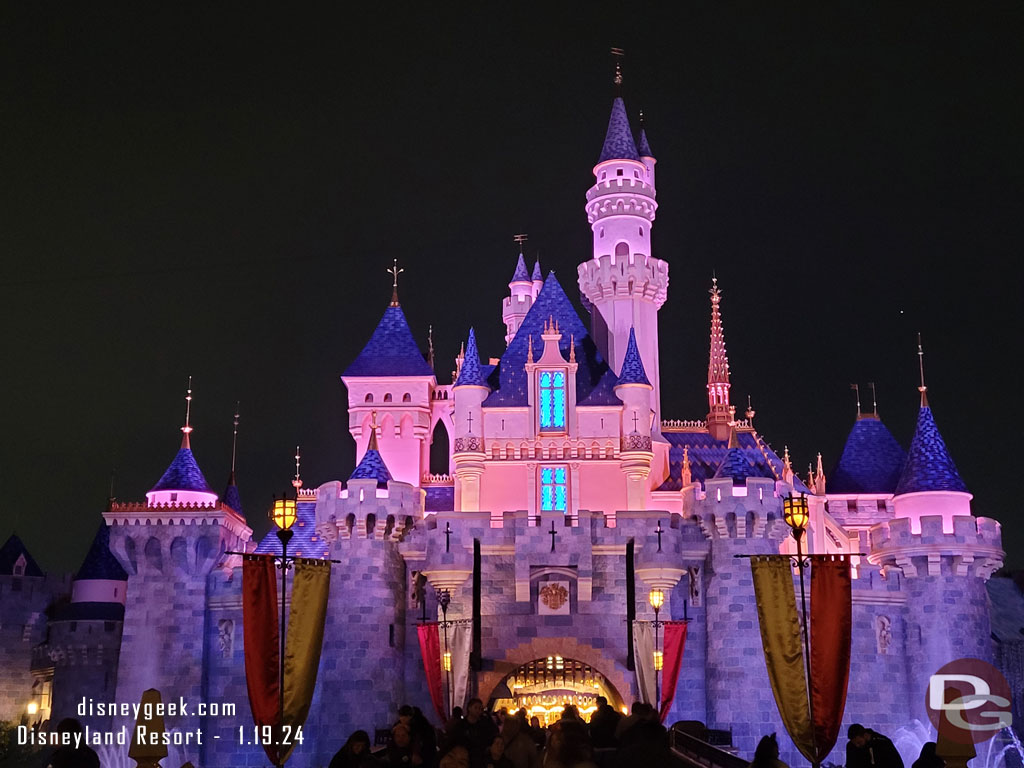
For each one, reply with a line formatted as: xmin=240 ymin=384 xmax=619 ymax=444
xmin=328 ymin=697 xmax=680 ymax=768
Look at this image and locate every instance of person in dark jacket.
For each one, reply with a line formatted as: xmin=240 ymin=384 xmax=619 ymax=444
xmin=847 ymin=724 xmax=905 ymax=768
xmin=588 ymin=697 xmax=620 ymax=750
xmin=450 ymin=698 xmax=499 ymax=768
xmin=912 ymin=742 xmax=945 ymax=768
xmin=45 ymin=718 xmax=100 ymax=768
xmin=329 ymin=730 xmax=381 ymax=768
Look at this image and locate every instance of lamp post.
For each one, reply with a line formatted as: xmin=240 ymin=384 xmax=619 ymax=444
xmin=437 ymin=589 xmax=454 ymax=717
xmin=648 ymin=588 xmax=664 ymax=710
xmin=269 ymin=492 xmax=297 ymax=768
xmin=782 ymin=493 xmax=817 ymax=766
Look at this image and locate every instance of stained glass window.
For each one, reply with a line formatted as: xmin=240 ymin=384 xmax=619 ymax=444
xmin=541 ymin=466 xmax=568 ymax=512
xmin=539 ymin=370 xmax=566 ymax=430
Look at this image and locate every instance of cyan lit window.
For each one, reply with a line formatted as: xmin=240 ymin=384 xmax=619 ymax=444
xmin=540 ymin=466 xmax=568 ymax=512
xmin=539 ymin=370 xmax=566 ymax=430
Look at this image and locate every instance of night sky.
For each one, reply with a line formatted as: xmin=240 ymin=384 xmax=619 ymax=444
xmin=3 ymin=5 xmax=1021 ymax=571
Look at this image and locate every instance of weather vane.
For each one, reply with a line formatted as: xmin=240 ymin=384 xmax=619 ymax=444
xmin=292 ymin=445 xmax=302 ymax=490
xmin=513 ymin=233 xmax=528 ymax=253
xmin=388 ymin=259 xmax=404 ymax=306
xmin=611 ymin=47 xmax=624 ymax=87
xmin=181 ymin=376 xmax=194 ymax=445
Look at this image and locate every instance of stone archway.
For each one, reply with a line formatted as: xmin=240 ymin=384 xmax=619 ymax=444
xmin=480 ymin=637 xmax=634 ymax=714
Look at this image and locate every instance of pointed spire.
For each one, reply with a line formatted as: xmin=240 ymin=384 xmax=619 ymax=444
xmin=895 ymin=396 xmax=968 ymax=496
xmin=706 ymin=277 xmax=733 ymax=440
xmin=637 ymin=110 xmax=654 ymax=157
xmin=615 ymin=327 xmax=651 ymax=387
xmin=783 ymin=446 xmax=794 ymax=485
xmin=388 ymin=258 xmax=404 ymax=307
xmin=532 ymin=258 xmax=543 ymax=282
xmin=427 ymin=324 xmax=435 ymax=370
xmin=569 ymin=334 xmax=576 ymax=363
xmin=367 ymin=411 xmax=380 ymax=451
xmin=851 ymin=383 xmax=862 ymax=418
xmin=181 ymin=376 xmax=194 ymax=449
xmin=454 ymin=328 xmax=488 ymax=388
xmin=292 ymin=445 xmax=303 ymax=490
xmin=868 ymin=381 xmax=878 ymax=418
xmin=681 ymin=446 xmax=692 ymax=487
xmin=917 ymin=332 xmax=928 ymax=407
xmin=598 ymin=97 xmax=641 ymax=163
xmin=814 ymin=452 xmax=826 ymax=494
xmin=526 ymin=334 xmax=534 ymax=364
xmin=222 ymin=405 xmax=244 ymax=514
xmin=745 ymin=395 xmax=755 ymax=424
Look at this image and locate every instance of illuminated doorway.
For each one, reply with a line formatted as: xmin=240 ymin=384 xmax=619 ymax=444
xmin=489 ymin=656 xmax=624 ymax=725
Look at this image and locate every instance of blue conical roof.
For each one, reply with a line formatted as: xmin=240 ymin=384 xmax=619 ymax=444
xmin=76 ymin=523 xmax=128 ymax=581
xmin=0 ymin=534 xmax=44 ymax=577
xmin=343 ymin=304 xmax=434 ymax=377
xmin=615 ymin=327 xmax=651 ymax=387
xmin=829 ymin=416 xmax=907 ymax=494
xmin=532 ymin=259 xmax=543 ymax=281
xmin=598 ymin=98 xmax=641 ymax=163
xmin=511 ymin=254 xmax=531 ymax=283
xmin=222 ymin=479 xmax=243 ymax=515
xmin=349 ymin=447 xmax=392 ymax=488
xmin=455 ymin=328 xmax=488 ymax=388
xmin=150 ymin=446 xmax=215 ymax=494
xmin=638 ymin=128 xmax=654 ymax=157
xmin=895 ymin=406 xmax=968 ymax=495
xmin=483 ymin=272 xmax=619 ymax=407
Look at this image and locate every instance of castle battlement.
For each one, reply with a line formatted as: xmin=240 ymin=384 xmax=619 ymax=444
xmin=577 ymin=255 xmax=669 ymax=306
xmin=868 ymin=514 xmax=1003 ymax=578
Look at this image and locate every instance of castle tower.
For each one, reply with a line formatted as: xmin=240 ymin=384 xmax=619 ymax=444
xmin=578 ymin=73 xmax=668 ymax=425
xmin=869 ymin=351 xmax=1004 ymax=726
xmin=452 ymin=328 xmax=489 ymax=511
xmin=502 ymin=251 xmax=537 ymax=346
xmin=103 ymin=392 xmax=251 ymax=767
xmin=47 ymin=523 xmax=128 ymax=729
xmin=341 ymin=280 xmax=436 ymax=486
xmin=706 ymin=277 xmax=734 ymax=442
xmin=615 ymin=327 xmax=654 ymax=509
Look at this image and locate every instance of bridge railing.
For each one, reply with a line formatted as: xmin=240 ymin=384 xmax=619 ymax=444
xmin=669 ymin=722 xmax=748 ymax=768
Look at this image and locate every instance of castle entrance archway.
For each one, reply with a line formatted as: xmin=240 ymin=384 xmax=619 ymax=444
xmin=488 ymin=656 xmax=624 ymax=725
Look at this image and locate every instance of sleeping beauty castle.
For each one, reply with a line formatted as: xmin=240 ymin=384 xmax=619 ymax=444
xmin=1 ymin=70 xmax=1021 ymax=768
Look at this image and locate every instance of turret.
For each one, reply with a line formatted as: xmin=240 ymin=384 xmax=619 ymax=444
xmin=578 ymin=68 xmax=667 ymax=424
xmin=341 ymin=269 xmax=436 ymax=486
xmin=146 ymin=380 xmax=219 ymax=507
xmin=615 ymin=328 xmax=654 ymax=509
xmin=452 ymin=328 xmax=489 ymax=510
xmin=637 ymin=115 xmax=656 ymax=187
xmin=705 ymin=277 xmax=733 ymax=442
xmin=502 ymin=251 xmax=536 ymax=345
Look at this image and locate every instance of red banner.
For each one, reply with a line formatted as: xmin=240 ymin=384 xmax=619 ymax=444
xmin=417 ymin=623 xmax=445 ymax=722
xmin=809 ymin=555 xmax=853 ymax=760
xmin=243 ymin=555 xmax=281 ymax=765
xmin=659 ymin=621 xmax=688 ymax=722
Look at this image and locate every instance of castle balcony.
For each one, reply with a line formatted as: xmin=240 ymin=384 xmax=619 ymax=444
xmin=585 ymin=176 xmax=656 ymax=203
xmin=421 ymin=472 xmax=454 ymax=486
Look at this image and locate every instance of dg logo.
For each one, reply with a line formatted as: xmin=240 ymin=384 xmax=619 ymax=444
xmin=927 ymin=658 xmax=1013 ymax=745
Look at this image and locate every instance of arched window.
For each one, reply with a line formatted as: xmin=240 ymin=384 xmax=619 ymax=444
xmin=614 ymin=242 xmax=629 ymax=258
xmin=364 ymin=393 xmax=374 ymax=403
xmin=539 ymin=370 xmax=566 ymax=431
xmin=402 ymin=393 xmax=411 ymax=402
xmin=383 ymin=393 xmax=393 ymax=402
xmin=540 ymin=466 xmax=568 ymax=512
xmin=429 ymin=420 xmax=450 ymax=475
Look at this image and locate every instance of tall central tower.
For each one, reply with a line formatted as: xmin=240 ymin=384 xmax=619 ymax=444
xmin=578 ymin=70 xmax=668 ymax=427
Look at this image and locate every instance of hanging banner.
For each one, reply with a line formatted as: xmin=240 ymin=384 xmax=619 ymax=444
xmin=242 ymin=555 xmax=281 ymax=766
xmin=809 ymin=555 xmax=852 ymax=760
xmin=417 ymin=623 xmax=445 ymax=722
xmin=659 ymin=621 xmax=688 ymax=723
xmin=279 ymin=558 xmax=331 ymax=763
xmin=751 ymin=556 xmax=816 ymax=763
xmin=451 ymin=621 xmax=473 ymax=711
xmin=631 ymin=621 xmax=656 ymax=706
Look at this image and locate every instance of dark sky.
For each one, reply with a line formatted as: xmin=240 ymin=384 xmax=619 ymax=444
xmin=2 ymin=5 xmax=1021 ymax=571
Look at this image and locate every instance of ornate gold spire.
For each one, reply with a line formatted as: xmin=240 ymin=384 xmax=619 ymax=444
xmin=181 ymin=376 xmax=193 ymax=449
xmin=917 ymin=332 xmax=928 ymax=407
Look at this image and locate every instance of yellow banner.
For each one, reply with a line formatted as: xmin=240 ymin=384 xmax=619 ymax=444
xmin=751 ymin=556 xmax=815 ymax=763
xmin=281 ymin=558 xmax=331 ymax=764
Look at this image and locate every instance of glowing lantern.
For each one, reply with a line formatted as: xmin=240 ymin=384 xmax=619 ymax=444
xmin=648 ymin=589 xmax=664 ymax=611
xmin=782 ymin=494 xmax=809 ymax=536
xmin=269 ymin=497 xmax=297 ymax=531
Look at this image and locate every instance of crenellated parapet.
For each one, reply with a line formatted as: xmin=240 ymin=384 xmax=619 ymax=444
xmin=685 ymin=477 xmax=785 ymax=539
xmin=868 ymin=514 xmax=1003 ymax=579
xmin=577 ymin=255 xmax=669 ymax=308
xmin=313 ymin=478 xmax=422 ymax=544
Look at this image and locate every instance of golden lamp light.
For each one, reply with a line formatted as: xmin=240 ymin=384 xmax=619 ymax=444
xmin=653 ymin=650 xmax=664 ymax=671
xmin=782 ymin=494 xmax=809 ymax=535
xmin=269 ymin=497 xmax=297 ymax=531
xmin=443 ymin=651 xmax=452 ymax=672
xmin=648 ymin=589 xmax=664 ymax=611
xmin=26 ymin=701 xmax=38 ymax=716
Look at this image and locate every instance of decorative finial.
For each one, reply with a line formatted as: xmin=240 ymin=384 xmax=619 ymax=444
xmin=807 ymin=463 xmax=815 ymax=488
xmin=916 ymin=333 xmax=928 ymax=407
xmin=230 ymin=402 xmax=240 ymax=477
xmin=851 ymin=383 xmax=861 ymax=418
xmin=181 ymin=376 xmax=194 ymax=449
xmin=639 ymin=109 xmax=645 ymax=128
xmin=611 ymin=47 xmax=624 ymax=90
xmin=868 ymin=381 xmax=878 ymax=417
xmin=368 ymin=411 xmax=380 ymax=451
xmin=388 ymin=259 xmax=404 ymax=307
xmin=681 ymin=446 xmax=692 ymax=486
xmin=527 ymin=334 xmax=534 ymax=364
xmin=292 ymin=445 xmax=302 ymax=490
xmin=745 ymin=395 xmax=755 ymax=422
xmin=783 ymin=446 xmax=792 ymax=471
xmin=513 ymin=233 xmax=528 ymax=255
xmin=427 ymin=324 xmax=435 ymax=370
xmin=569 ymin=334 xmax=576 ymax=363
